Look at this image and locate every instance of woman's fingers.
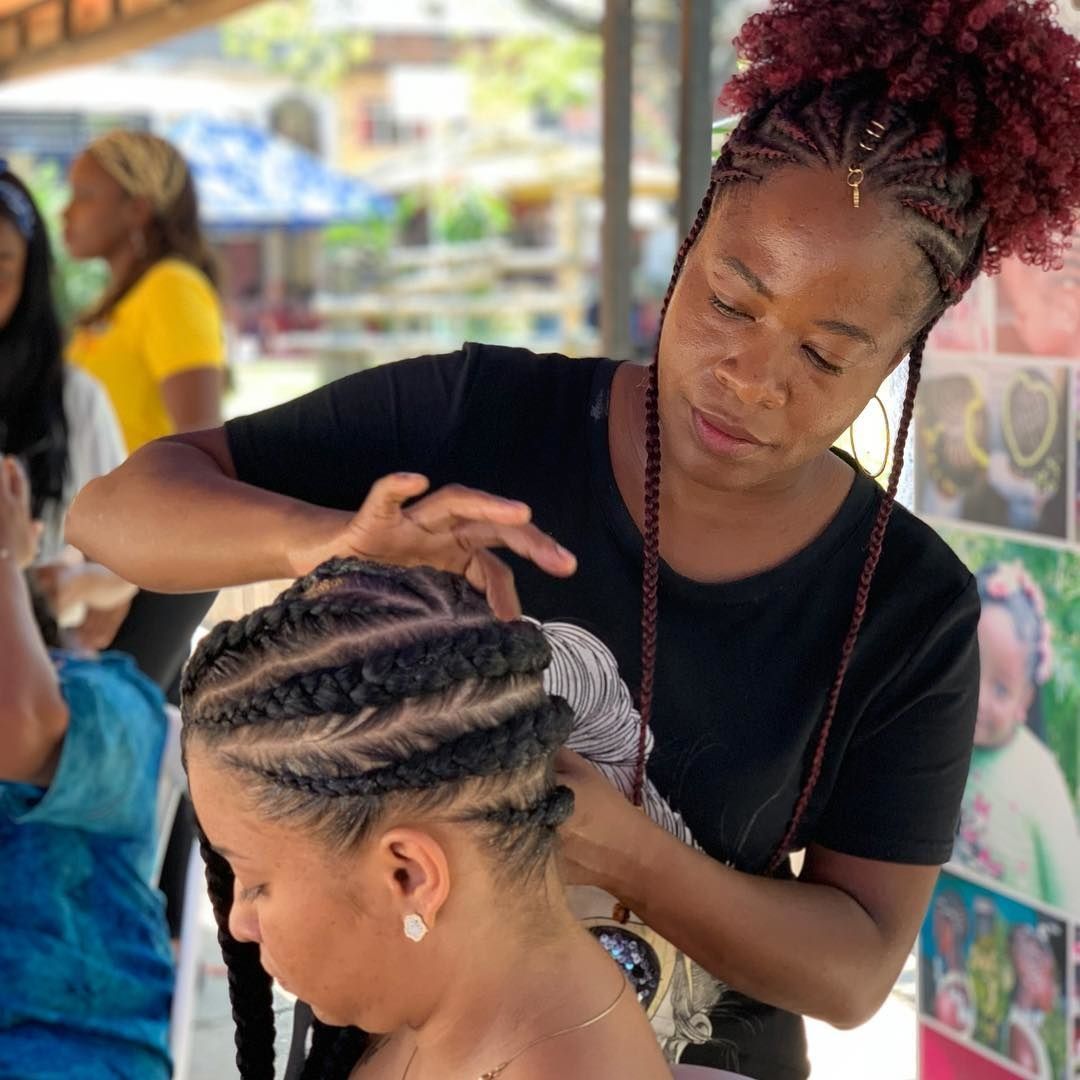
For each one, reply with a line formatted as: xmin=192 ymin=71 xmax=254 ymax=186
xmin=467 ymin=549 xmax=522 ymax=621
xmin=451 ymin=520 xmax=577 ymax=577
xmin=405 ymin=484 xmax=533 ymax=532
xmin=360 ymin=473 xmax=432 ymax=524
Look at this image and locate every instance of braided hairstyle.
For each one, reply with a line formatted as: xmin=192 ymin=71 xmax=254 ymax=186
xmin=632 ymin=0 xmax=1080 ymax=872
xmin=181 ymin=558 xmax=576 ymax=1080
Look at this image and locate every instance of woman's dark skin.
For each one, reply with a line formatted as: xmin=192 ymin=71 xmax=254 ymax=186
xmin=69 ymin=165 xmax=941 ymax=1028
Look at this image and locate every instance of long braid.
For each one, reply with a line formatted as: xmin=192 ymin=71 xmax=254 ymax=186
xmin=767 ymin=327 xmax=930 ymax=870
xmin=630 ymin=69 xmax=992 ymax=879
xmin=632 ymin=180 xmax=719 ymax=810
xmin=199 ymin=834 xmax=276 ymax=1079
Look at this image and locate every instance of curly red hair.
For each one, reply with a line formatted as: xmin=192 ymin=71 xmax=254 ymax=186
xmin=724 ymin=0 xmax=1080 ymax=273
xmin=627 ymin=1 xmax=1080 ymax=879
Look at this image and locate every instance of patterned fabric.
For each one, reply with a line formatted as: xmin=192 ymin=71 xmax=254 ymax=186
xmin=0 ymin=653 xmax=174 ymax=1079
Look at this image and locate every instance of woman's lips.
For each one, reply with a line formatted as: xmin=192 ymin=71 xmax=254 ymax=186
xmin=691 ymin=408 xmax=768 ymax=459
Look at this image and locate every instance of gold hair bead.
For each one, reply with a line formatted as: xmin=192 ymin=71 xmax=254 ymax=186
xmin=847 ymin=167 xmax=865 ymax=208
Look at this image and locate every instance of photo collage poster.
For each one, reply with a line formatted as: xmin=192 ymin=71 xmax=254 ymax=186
xmin=916 ymin=238 xmax=1080 ymax=1079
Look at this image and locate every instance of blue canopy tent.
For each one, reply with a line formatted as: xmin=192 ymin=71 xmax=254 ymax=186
xmin=168 ymin=115 xmax=394 ymax=232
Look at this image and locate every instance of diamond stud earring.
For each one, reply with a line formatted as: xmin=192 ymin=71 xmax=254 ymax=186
xmin=403 ymin=913 xmax=429 ymax=943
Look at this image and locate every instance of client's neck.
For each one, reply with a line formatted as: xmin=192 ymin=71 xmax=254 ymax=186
xmin=405 ymin=870 xmax=610 ymax=1074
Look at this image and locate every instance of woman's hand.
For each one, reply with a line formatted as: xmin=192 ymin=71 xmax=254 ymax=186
xmin=555 ymin=749 xmax=657 ymax=897
xmin=291 ymin=473 xmax=578 ymax=620
xmin=0 ymin=457 xmax=43 ymax=571
xmin=34 ymin=558 xmax=137 ymax=618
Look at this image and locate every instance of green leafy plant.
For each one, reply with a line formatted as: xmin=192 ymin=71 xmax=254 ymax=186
xmin=221 ymin=0 xmax=371 ymax=88
xmin=430 ymin=188 xmax=510 ymax=245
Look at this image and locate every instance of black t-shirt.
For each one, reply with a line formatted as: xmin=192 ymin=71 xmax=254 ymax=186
xmin=228 ymin=343 xmax=979 ymax=1080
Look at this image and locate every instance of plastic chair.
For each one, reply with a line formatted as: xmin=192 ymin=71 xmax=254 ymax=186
xmin=153 ymin=705 xmax=186 ymax=887
xmin=151 ymin=705 xmax=203 ymax=1078
xmin=169 ymin=840 xmax=203 ymax=1080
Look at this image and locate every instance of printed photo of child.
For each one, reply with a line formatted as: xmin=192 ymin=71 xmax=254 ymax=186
xmin=929 ymin=274 xmax=995 ymax=354
xmin=997 ymin=236 xmax=1080 ymax=360
xmin=920 ymin=870 xmax=1069 ymax=1080
xmin=959 ymin=562 xmax=1080 ymax=913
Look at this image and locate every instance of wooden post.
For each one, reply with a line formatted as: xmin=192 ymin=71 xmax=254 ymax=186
xmin=601 ymin=0 xmax=633 ymax=360
xmin=678 ymin=0 xmax=713 ymax=237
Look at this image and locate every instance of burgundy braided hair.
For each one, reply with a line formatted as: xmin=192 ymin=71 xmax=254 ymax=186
xmin=625 ymin=0 xmax=1080 ymax=879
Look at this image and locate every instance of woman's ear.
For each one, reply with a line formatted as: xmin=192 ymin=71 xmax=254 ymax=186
xmin=125 ymin=194 xmax=154 ymax=232
xmin=375 ymin=827 xmax=451 ymax=932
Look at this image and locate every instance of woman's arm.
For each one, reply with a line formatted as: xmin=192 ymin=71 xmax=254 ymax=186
xmin=0 ymin=458 xmax=68 ymax=787
xmin=633 ymin=826 xmax=933 ymax=1028
xmin=160 ymin=367 xmax=224 ymax=433
xmin=67 ymin=427 xmax=341 ymax=591
xmin=67 ymin=429 xmax=574 ymax=610
xmin=556 ymin=751 xmax=935 ymax=1028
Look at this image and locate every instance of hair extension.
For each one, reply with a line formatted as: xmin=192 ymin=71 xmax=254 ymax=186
xmin=633 ymin=0 xmax=1080 ymax=870
xmin=183 ymin=559 xmax=575 ymax=1079
xmin=199 ymin=833 xmax=276 ymax=1080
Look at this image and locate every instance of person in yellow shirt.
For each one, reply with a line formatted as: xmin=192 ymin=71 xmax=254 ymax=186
xmin=62 ymin=132 xmax=223 ymax=939
xmin=64 ymin=130 xmax=224 ymax=451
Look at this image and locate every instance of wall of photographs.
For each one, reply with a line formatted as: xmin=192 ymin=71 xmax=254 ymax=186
xmin=916 ymin=235 xmax=1080 ymax=1080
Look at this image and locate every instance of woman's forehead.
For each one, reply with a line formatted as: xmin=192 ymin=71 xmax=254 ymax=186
xmin=703 ymin=167 xmax=930 ymax=319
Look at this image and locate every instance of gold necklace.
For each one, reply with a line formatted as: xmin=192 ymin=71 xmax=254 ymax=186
xmin=400 ymin=978 xmax=627 ymax=1080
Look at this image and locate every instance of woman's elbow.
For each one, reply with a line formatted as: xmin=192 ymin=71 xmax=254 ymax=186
xmin=813 ymin=973 xmax=894 ymax=1031
xmin=66 ymin=473 xmax=112 ymax=557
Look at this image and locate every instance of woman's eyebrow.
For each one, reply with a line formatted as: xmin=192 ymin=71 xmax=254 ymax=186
xmin=719 ymin=255 xmax=774 ymax=301
xmin=813 ymin=319 xmax=878 ymax=350
xmin=720 ymin=255 xmax=879 ymax=349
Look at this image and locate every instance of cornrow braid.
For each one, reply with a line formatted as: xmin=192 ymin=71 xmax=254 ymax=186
xmin=472 ymin=784 xmax=575 ymax=831
xmin=187 ymin=619 xmax=551 ymax=729
xmin=634 ymin=76 xmax=990 ymax=876
xmin=768 ymin=324 xmax=931 ymax=870
xmin=183 ymin=559 xmax=575 ymax=1079
xmin=245 ymin=697 xmax=573 ymax=797
xmin=199 ymin=833 xmax=276 ymax=1080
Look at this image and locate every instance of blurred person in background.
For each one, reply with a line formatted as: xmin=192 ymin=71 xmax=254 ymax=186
xmin=65 ymin=131 xmax=225 ymax=939
xmin=63 ymin=130 xmax=221 ymax=698
xmin=0 ymin=456 xmax=172 ymax=1080
xmin=0 ymin=160 xmax=135 ymax=644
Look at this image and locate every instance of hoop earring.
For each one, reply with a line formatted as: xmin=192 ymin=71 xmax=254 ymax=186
xmin=849 ymin=394 xmax=890 ymax=480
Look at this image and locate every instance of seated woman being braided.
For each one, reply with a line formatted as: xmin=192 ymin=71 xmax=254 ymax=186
xmin=182 ymin=557 xmax=669 ymax=1080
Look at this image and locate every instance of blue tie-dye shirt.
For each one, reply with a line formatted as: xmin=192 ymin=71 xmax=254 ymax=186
xmin=0 ymin=652 xmax=174 ymax=1079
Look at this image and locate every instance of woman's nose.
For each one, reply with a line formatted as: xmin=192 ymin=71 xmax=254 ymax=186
xmin=711 ymin=346 xmax=789 ymax=409
xmin=229 ymin=886 xmax=262 ymax=944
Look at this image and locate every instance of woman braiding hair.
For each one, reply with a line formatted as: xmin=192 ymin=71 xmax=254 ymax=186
xmin=73 ymin=1 xmax=1080 ymax=1076
xmin=182 ymin=558 xmax=669 ymax=1080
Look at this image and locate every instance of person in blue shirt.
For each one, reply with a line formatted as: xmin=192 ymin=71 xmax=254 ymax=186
xmin=0 ymin=455 xmax=173 ymax=1079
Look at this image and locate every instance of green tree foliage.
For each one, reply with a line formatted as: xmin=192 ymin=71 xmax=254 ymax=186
xmin=464 ymin=33 xmax=602 ymax=121
xmin=222 ymin=0 xmax=371 ymax=88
